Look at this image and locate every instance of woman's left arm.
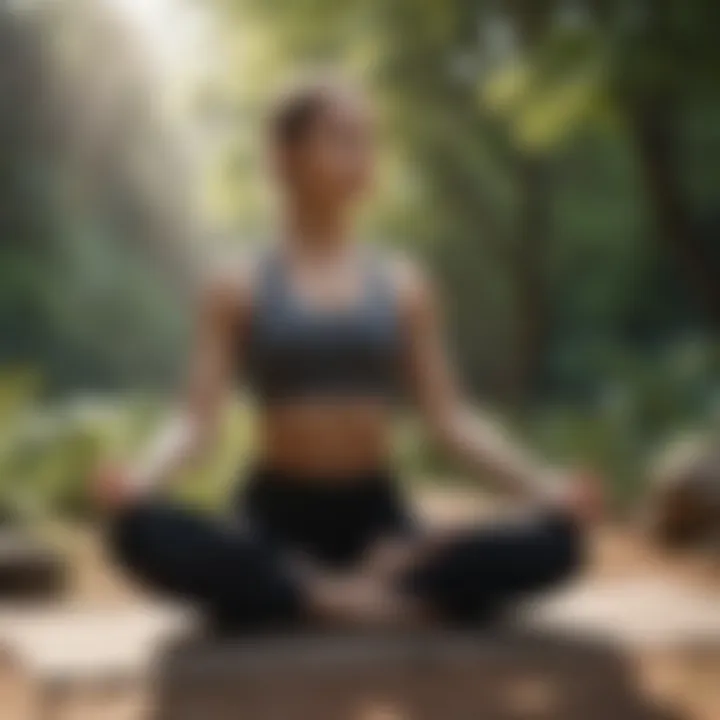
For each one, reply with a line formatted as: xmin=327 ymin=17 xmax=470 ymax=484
xmin=399 ymin=259 xmax=567 ymax=504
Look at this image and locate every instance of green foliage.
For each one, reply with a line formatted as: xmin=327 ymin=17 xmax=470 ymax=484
xmin=530 ymin=337 xmax=720 ymax=504
xmin=0 ymin=369 xmax=255 ymax=519
xmin=0 ymin=1 xmax=190 ymax=393
xmin=483 ymin=26 xmax=612 ymax=152
xmin=0 ymin=373 xmax=161 ymax=519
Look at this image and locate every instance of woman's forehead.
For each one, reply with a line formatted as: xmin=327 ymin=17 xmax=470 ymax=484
xmin=319 ymin=89 xmax=374 ymax=130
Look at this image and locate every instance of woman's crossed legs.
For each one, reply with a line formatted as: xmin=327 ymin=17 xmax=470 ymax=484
xmin=110 ymin=500 xmax=583 ymax=630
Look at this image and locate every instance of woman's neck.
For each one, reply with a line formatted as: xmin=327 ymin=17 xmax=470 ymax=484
xmin=283 ymin=200 xmax=353 ymax=258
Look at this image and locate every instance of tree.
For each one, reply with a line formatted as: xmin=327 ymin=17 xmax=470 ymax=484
xmin=484 ymin=0 xmax=720 ymax=327
xmin=0 ymin=0 xmax=198 ymax=390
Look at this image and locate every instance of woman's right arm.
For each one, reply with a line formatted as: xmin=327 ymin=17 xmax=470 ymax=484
xmin=94 ymin=267 xmax=250 ymax=509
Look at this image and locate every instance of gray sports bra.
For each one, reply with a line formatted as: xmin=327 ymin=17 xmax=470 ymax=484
xmin=245 ymin=249 xmax=404 ymax=403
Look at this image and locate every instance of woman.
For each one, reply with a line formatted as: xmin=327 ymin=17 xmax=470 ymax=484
xmin=95 ymin=76 xmax=600 ymax=631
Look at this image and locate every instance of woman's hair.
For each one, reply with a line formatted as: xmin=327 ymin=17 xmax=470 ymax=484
xmin=269 ymin=72 xmax=359 ymax=147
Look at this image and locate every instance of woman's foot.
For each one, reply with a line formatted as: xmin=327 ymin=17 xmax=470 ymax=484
xmin=301 ymin=564 xmax=430 ymax=630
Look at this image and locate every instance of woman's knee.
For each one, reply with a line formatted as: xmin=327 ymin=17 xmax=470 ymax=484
xmin=107 ymin=501 xmax=170 ymax=578
xmin=542 ymin=511 xmax=586 ymax=585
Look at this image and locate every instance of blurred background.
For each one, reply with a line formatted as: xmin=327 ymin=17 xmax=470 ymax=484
xmin=1 ymin=0 xmax=719 ymax=520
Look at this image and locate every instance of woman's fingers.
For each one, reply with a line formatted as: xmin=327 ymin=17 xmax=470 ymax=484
xmin=561 ymin=469 xmax=605 ymax=526
xmin=90 ymin=463 xmax=140 ymax=512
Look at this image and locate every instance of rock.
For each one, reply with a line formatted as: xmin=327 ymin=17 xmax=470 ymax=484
xmin=0 ymin=528 xmax=67 ymax=599
xmin=151 ymin=629 xmax=668 ymax=720
xmin=645 ymin=435 xmax=720 ymax=546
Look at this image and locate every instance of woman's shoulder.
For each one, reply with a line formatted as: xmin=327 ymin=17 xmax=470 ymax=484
xmin=379 ymin=248 xmax=436 ymax=310
xmin=197 ymin=244 xmax=269 ymax=317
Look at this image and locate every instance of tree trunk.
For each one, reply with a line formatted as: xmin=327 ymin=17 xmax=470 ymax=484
xmin=507 ymin=1 xmax=554 ymax=409
xmin=622 ymin=0 xmax=720 ymax=324
xmin=511 ymin=155 xmax=551 ymax=408
xmin=630 ymin=98 xmax=720 ymax=327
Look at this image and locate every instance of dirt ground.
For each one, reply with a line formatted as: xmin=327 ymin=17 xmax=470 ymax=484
xmin=587 ymin=525 xmax=720 ymax=720
xmin=2 ymin=488 xmax=720 ymax=720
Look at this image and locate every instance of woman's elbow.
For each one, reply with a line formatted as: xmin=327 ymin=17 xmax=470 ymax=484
xmin=426 ymin=406 xmax=465 ymax=455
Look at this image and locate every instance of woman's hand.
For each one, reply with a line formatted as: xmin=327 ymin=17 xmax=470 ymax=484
xmin=549 ymin=469 xmax=605 ymax=527
xmin=91 ymin=462 xmax=144 ymax=514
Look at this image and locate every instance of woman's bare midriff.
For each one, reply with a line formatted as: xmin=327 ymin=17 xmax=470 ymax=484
xmin=256 ymin=398 xmax=394 ymax=481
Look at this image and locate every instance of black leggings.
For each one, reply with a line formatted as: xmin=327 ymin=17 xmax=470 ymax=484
xmin=110 ymin=467 xmax=583 ymax=628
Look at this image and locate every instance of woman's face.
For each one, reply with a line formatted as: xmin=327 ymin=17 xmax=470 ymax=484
xmin=278 ymin=91 xmax=375 ymax=208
